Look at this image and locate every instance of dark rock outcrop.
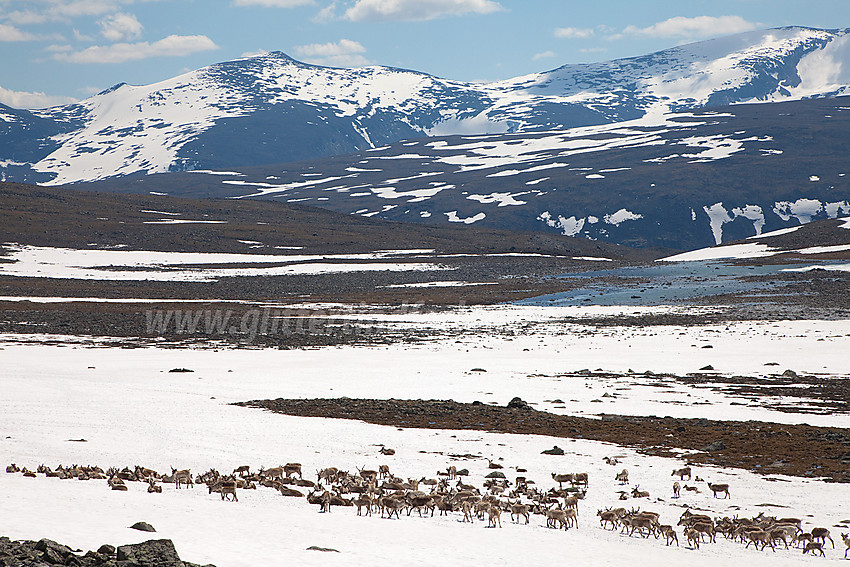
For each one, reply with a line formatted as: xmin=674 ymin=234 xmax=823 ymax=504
xmin=0 ymin=536 xmax=214 ymax=567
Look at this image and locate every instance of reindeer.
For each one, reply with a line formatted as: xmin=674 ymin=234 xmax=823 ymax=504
xmin=446 ymin=465 xmax=457 ymax=480
xmin=406 ymin=494 xmax=434 ymax=518
xmin=615 ymin=469 xmax=629 ymax=484
xmin=563 ymin=508 xmax=578 ymax=529
xmin=354 ymin=495 xmax=373 ymax=516
xmin=661 ymin=525 xmax=679 ymax=546
xmin=840 ymin=533 xmax=850 ymax=558
xmin=622 ymin=514 xmax=655 ymax=538
xmin=794 ymin=532 xmax=813 ymax=548
xmin=551 ymin=473 xmax=573 ymax=489
xmin=811 ymin=527 xmax=835 ymax=548
xmin=108 ymin=475 xmax=127 ymax=491
xmin=5 ymin=464 xmax=20 ymax=473
xmin=378 ymin=465 xmax=391 ymax=479
xmin=672 ymin=466 xmax=692 ymax=480
xmin=283 ymin=463 xmax=302 ymax=479
xmin=597 ymin=509 xmax=620 ymax=530
xmin=546 ymin=509 xmax=569 ymax=530
xmin=684 ymin=528 xmax=701 ymax=549
xmin=672 ymin=481 xmax=680 ymax=498
xmin=803 ymin=542 xmax=826 ymax=556
xmin=474 ymin=500 xmax=491 ymax=521
xmin=233 ymin=465 xmax=250 ymax=477
xmin=706 ymin=482 xmax=729 ymax=499
xmin=631 ymin=485 xmax=650 ymax=499
xmin=262 ymin=466 xmax=285 ymax=482
xmin=146 ymin=478 xmax=162 ymax=493
xmin=135 ymin=465 xmax=159 ymax=481
xmin=571 ymin=472 xmax=589 ymax=488
xmin=356 ymin=466 xmax=378 ymax=484
xmin=744 ymin=529 xmax=774 ymax=551
xmin=171 ymin=467 xmax=193 ymax=489
xmin=379 ymin=446 xmax=395 ymax=456
xmin=487 ymin=505 xmax=502 ymax=528
xmin=317 ymin=467 xmax=338 ymax=485
xmin=381 ymin=496 xmax=403 ymax=519
xmin=461 ymin=500 xmax=475 ymax=523
xmin=509 ymin=502 xmax=530 ymax=524
xmin=279 ymin=485 xmax=303 ymax=497
xmin=218 ymin=479 xmax=238 ymax=502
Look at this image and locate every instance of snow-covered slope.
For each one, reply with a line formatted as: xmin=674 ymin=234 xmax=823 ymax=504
xmin=2 ymin=26 xmax=849 ymax=186
xmin=84 ymin=95 xmax=850 ymax=250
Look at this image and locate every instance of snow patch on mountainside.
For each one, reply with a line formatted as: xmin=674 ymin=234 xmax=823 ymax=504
xmin=33 ymin=71 xmax=251 ymax=185
xmin=703 ymin=201 xmax=850 ymax=244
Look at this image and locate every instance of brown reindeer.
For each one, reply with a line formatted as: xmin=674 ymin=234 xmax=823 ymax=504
xmin=812 ymin=527 xmax=835 ymax=548
xmin=509 ymin=502 xmax=530 ymax=524
xmin=672 ymin=466 xmax=692 ymax=480
xmin=171 ymin=467 xmax=193 ymax=489
xmin=684 ymin=528 xmax=701 ymax=549
xmin=218 ymin=479 xmax=238 ymax=502
xmin=487 ymin=505 xmax=502 ymax=528
xmin=661 ymin=525 xmax=679 ymax=546
xmin=631 ymin=485 xmax=650 ymax=499
xmin=283 ymin=463 xmax=302 ymax=479
xmin=706 ymin=482 xmax=729 ymax=499
xmin=551 ymin=473 xmax=573 ymax=489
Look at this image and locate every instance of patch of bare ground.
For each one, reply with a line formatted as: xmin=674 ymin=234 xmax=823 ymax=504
xmin=234 ymin=397 xmax=850 ymax=483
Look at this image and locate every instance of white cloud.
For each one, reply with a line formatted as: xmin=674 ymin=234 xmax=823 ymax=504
xmin=617 ymin=16 xmax=759 ymax=40
xmin=240 ymin=48 xmax=270 ymax=58
xmin=580 ymin=47 xmax=607 ymax=54
xmin=51 ymin=34 xmax=218 ymax=63
xmin=344 ymin=0 xmax=503 ymax=22
xmin=312 ymin=1 xmax=337 ymax=23
xmin=2 ymin=1 xmax=162 ymax=26
xmin=73 ymin=28 xmax=94 ymax=42
xmin=99 ymin=12 xmax=143 ymax=41
xmin=44 ymin=43 xmax=73 ymax=52
xmin=0 ymin=85 xmax=78 ymax=109
xmin=9 ymin=1 xmax=123 ymax=21
xmin=293 ymin=38 xmax=370 ymax=67
xmin=0 ymin=22 xmax=39 ymax=41
xmin=232 ymin=0 xmax=314 ymax=6
xmin=532 ymin=50 xmax=555 ymax=61
xmin=554 ymin=26 xmax=594 ymax=39
xmin=4 ymin=9 xmax=52 ymax=25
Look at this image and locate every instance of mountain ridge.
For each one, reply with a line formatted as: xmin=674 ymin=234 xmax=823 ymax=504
xmin=2 ymin=26 xmax=850 ymax=187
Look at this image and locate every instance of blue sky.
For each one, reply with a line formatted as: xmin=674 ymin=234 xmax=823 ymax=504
xmin=1 ymin=0 xmax=848 ymax=108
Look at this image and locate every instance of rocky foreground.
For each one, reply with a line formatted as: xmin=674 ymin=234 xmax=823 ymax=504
xmin=0 ymin=537 xmax=213 ymax=567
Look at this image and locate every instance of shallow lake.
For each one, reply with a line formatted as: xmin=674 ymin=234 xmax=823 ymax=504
xmin=517 ymin=260 xmax=828 ymax=306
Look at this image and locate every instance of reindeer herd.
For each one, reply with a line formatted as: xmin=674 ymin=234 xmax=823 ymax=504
xmin=599 ymin=506 xmax=842 ymax=557
xmin=6 ymin=458 xmax=849 ymax=559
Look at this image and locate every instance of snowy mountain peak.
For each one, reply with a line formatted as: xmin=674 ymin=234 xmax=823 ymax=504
xmin=2 ymin=26 xmax=850 ymax=186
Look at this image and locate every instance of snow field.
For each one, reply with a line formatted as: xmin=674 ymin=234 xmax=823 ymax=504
xmin=2 ymin=306 xmax=850 ymax=565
